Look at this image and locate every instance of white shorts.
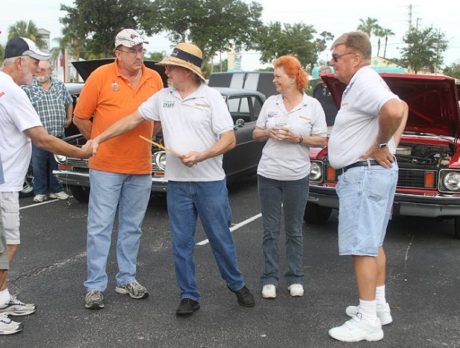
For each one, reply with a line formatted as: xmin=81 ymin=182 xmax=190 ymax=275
xmin=0 ymin=192 xmax=20 ymax=245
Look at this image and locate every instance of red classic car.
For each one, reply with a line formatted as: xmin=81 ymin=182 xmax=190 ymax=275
xmin=307 ymin=73 xmax=460 ymax=238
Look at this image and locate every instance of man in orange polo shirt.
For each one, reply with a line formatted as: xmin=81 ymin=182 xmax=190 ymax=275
xmin=73 ymin=29 xmax=163 ymax=310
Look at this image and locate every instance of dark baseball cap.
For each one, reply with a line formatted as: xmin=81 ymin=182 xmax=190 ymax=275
xmin=4 ymin=37 xmax=50 ymax=60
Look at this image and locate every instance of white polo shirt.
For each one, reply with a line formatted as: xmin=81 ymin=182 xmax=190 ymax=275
xmin=328 ymin=66 xmax=398 ymax=169
xmin=256 ymin=93 xmax=327 ymax=180
xmin=0 ymin=71 xmax=42 ymax=192
xmin=138 ymin=84 xmax=234 ymax=181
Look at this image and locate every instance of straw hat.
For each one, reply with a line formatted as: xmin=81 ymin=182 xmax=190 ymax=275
xmin=157 ymin=43 xmax=205 ymax=81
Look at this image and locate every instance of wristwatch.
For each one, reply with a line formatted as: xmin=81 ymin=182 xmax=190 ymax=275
xmin=378 ymin=143 xmax=388 ymax=149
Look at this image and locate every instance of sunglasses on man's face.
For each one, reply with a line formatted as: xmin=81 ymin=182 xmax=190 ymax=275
xmin=331 ymin=52 xmax=355 ymax=62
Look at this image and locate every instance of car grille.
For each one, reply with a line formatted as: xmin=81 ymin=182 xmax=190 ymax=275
xmin=65 ymin=158 xmax=89 ymax=168
xmin=397 ymin=168 xmax=435 ymax=188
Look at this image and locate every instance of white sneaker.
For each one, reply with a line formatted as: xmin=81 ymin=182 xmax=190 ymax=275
xmin=49 ymin=191 xmax=69 ymax=200
xmin=329 ymin=314 xmax=383 ymax=342
xmin=33 ymin=194 xmax=47 ymax=203
xmin=0 ymin=313 xmax=23 ymax=335
xmin=346 ymin=302 xmax=393 ymax=325
xmin=262 ymin=284 xmax=276 ymax=299
xmin=288 ymin=283 xmax=304 ymax=297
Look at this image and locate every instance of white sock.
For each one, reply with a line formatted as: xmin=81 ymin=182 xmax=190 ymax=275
xmin=358 ymin=299 xmax=379 ymax=323
xmin=376 ymin=285 xmax=387 ymax=308
xmin=0 ymin=288 xmax=11 ymax=308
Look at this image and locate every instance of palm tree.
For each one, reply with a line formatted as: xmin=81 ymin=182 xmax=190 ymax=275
xmin=357 ymin=17 xmax=379 ymax=38
xmin=382 ymin=28 xmax=395 ymax=58
xmin=7 ymin=20 xmax=46 ymax=48
xmin=374 ymin=26 xmax=385 ymax=56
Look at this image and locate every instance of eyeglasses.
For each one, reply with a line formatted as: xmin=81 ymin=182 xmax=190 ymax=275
xmin=117 ymin=48 xmax=146 ymax=56
xmin=331 ymin=52 xmax=355 ymax=62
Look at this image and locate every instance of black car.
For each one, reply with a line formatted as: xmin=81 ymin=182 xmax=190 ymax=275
xmin=53 ymin=87 xmax=266 ymax=202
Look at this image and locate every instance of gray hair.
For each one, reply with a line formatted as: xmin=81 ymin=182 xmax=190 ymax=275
xmin=332 ymin=31 xmax=372 ymax=60
xmin=2 ymin=56 xmax=32 ymax=68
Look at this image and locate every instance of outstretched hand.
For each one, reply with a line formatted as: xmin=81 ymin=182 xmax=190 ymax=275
xmin=81 ymin=140 xmax=94 ymax=159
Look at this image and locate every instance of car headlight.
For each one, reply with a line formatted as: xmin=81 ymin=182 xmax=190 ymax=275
xmin=309 ymin=161 xmax=323 ymax=181
xmin=153 ymin=151 xmax=167 ymax=171
xmin=442 ymin=171 xmax=460 ymax=192
xmin=54 ymin=155 xmax=67 ymax=164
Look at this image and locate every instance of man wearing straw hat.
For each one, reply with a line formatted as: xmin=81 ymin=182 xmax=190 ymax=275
xmin=90 ymin=42 xmax=256 ymax=316
xmin=73 ymin=29 xmax=163 ymax=310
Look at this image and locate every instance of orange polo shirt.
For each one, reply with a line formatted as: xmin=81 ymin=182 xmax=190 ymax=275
xmin=74 ymin=62 xmax=163 ymax=174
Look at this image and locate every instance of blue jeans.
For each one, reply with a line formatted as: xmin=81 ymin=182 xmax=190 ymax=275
xmin=84 ymin=169 xmax=152 ymax=291
xmin=258 ymin=175 xmax=309 ymax=286
xmin=167 ymin=180 xmax=245 ymax=302
xmin=31 ymin=144 xmax=64 ymax=194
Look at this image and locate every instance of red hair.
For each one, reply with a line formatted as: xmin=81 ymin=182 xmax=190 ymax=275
xmin=273 ymin=55 xmax=308 ymax=91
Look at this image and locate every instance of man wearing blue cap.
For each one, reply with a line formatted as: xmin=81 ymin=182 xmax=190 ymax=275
xmin=0 ymin=37 xmax=92 ymax=335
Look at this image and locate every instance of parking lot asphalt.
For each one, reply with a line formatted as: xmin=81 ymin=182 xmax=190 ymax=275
xmin=1 ymin=178 xmax=460 ymax=347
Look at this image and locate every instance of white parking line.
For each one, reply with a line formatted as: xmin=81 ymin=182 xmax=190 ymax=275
xmin=19 ymin=198 xmax=64 ymax=210
xmin=196 ymin=213 xmax=262 ymax=246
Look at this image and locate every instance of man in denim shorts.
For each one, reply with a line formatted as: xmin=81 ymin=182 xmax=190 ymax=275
xmin=326 ymin=32 xmax=408 ymax=342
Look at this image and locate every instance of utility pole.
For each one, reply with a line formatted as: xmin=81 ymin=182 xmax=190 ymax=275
xmin=408 ymin=4 xmax=413 ymax=31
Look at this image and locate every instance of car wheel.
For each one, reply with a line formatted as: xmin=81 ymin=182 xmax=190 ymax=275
xmin=304 ymin=202 xmax=332 ymax=224
xmin=454 ymin=217 xmax=460 ymax=239
xmin=19 ymin=167 xmax=34 ymax=198
xmin=69 ymin=185 xmax=90 ymax=203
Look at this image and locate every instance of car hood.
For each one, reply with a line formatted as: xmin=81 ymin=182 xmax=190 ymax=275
xmin=72 ymin=59 xmax=167 ymax=85
xmin=322 ymin=73 xmax=460 ymax=137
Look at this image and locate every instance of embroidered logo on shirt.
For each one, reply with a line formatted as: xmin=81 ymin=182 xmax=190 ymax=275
xmin=299 ymin=116 xmax=311 ymax=123
xmin=163 ymin=101 xmax=175 ymax=108
xmin=194 ymin=102 xmax=210 ymax=109
xmin=111 ymin=82 xmax=120 ymax=91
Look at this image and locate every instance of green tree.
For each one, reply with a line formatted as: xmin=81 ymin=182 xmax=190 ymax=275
xmin=0 ymin=44 xmax=4 ymax=65
xmin=443 ymin=62 xmax=460 ymax=79
xmin=374 ymin=26 xmax=385 ymax=56
xmin=155 ymin=0 xmax=263 ymax=66
xmin=7 ymin=20 xmax=46 ymax=48
xmin=401 ymin=26 xmax=448 ymax=73
xmin=381 ymin=28 xmax=395 ymax=58
xmin=60 ymin=0 xmax=158 ymax=58
xmin=357 ymin=17 xmax=380 ymax=38
xmin=314 ymin=30 xmax=334 ymax=59
xmin=256 ymin=22 xmax=317 ymax=69
xmin=147 ymin=51 xmax=166 ymax=62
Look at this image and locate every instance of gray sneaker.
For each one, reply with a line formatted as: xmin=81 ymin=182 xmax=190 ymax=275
xmin=84 ymin=290 xmax=104 ymax=310
xmin=115 ymin=280 xmax=149 ymax=299
xmin=0 ymin=313 xmax=23 ymax=335
xmin=0 ymin=296 xmax=36 ymax=316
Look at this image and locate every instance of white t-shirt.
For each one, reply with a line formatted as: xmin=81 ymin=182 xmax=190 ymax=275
xmin=0 ymin=154 xmax=4 ymax=185
xmin=256 ymin=93 xmax=327 ymax=180
xmin=138 ymin=84 xmax=234 ymax=181
xmin=0 ymin=71 xmax=43 ymax=192
xmin=328 ymin=66 xmax=398 ymax=169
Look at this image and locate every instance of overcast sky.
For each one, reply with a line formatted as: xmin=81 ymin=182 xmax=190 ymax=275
xmin=1 ymin=0 xmax=459 ymax=70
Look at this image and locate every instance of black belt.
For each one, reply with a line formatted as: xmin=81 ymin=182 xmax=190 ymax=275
xmin=339 ymin=160 xmax=381 ymax=174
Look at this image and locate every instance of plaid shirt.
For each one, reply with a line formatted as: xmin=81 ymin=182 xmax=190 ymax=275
xmin=22 ymin=77 xmax=72 ymax=137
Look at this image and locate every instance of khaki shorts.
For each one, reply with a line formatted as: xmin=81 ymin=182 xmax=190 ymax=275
xmin=0 ymin=192 xmax=20 ymax=245
xmin=0 ymin=203 xmax=8 ymax=270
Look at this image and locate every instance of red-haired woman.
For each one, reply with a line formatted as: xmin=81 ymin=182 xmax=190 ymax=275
xmin=253 ymin=55 xmax=328 ymax=299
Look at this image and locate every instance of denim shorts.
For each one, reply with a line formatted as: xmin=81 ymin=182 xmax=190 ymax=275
xmin=336 ymin=163 xmax=398 ymax=256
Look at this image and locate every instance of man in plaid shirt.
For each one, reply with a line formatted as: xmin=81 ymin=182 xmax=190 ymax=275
xmin=23 ymin=61 xmax=73 ymax=202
